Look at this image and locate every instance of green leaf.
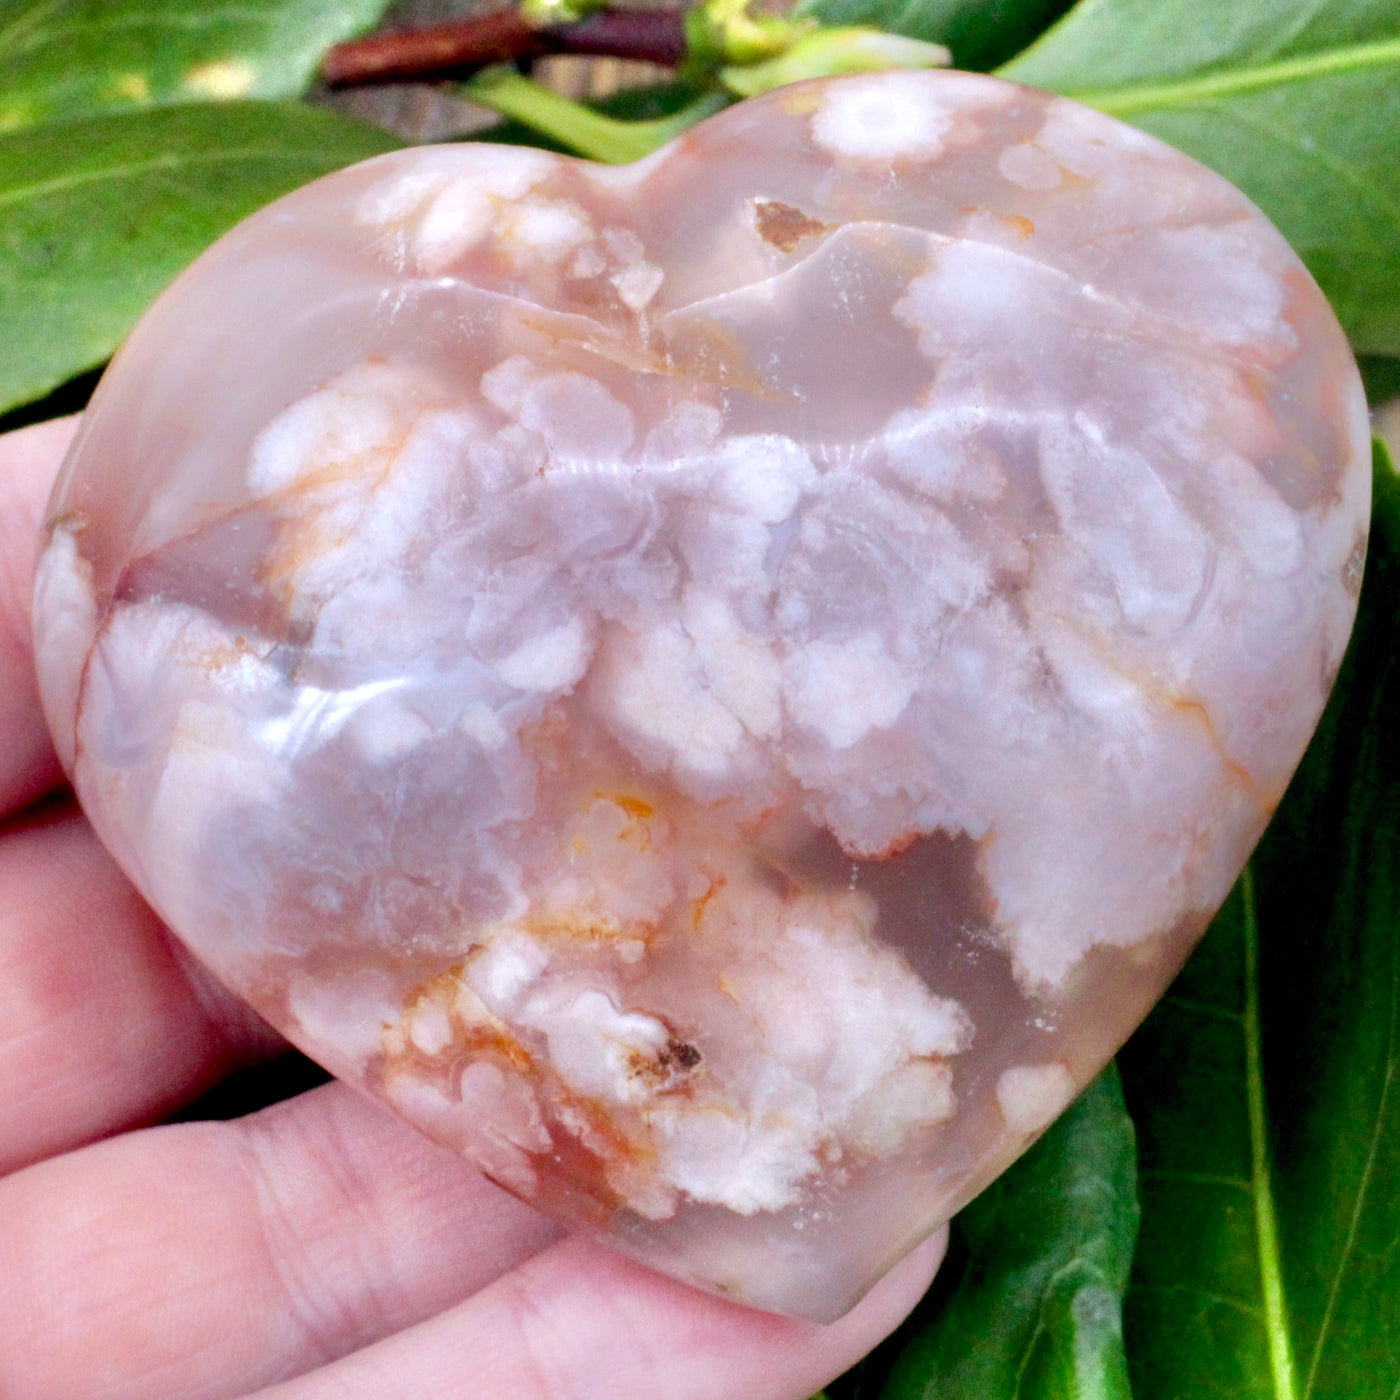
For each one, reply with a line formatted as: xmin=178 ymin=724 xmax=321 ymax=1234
xmin=1000 ymin=1 xmax=1400 ymax=356
xmin=1360 ymin=355 xmax=1400 ymax=407
xmin=0 ymin=101 xmax=399 ymax=416
xmin=792 ymin=0 xmax=1074 ymax=72
xmin=827 ymin=1067 xmax=1138 ymax=1400
xmin=1119 ymin=438 xmax=1400 ymax=1400
xmin=0 ymin=0 xmax=394 ymax=132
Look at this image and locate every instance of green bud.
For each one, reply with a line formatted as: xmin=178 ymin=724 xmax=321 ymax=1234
xmin=519 ymin=0 xmax=605 ymax=28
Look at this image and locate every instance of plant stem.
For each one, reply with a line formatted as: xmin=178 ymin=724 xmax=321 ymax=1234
xmin=322 ymin=8 xmax=690 ymax=88
xmin=464 ymin=66 xmax=727 ymax=161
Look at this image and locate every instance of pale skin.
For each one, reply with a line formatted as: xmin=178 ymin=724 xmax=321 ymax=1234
xmin=0 ymin=417 xmax=944 ymax=1400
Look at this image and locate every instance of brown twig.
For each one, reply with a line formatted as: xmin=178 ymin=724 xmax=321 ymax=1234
xmin=322 ymin=11 xmax=544 ymax=85
xmin=546 ymin=9 xmax=688 ymax=66
xmin=322 ymin=8 xmax=690 ymax=88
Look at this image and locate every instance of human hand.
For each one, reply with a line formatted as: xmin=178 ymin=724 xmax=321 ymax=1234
xmin=0 ymin=417 xmax=943 ymax=1400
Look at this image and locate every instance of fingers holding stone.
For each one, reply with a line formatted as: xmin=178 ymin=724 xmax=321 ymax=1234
xmin=0 ymin=1081 xmax=561 ymax=1400
xmin=0 ymin=1030 xmax=937 ymax=1400
xmin=248 ymin=1228 xmax=946 ymax=1400
xmin=0 ymin=418 xmax=77 ymax=816
xmin=0 ymin=809 xmax=282 ymax=1174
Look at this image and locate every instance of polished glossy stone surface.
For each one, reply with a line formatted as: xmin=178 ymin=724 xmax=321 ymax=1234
xmin=33 ymin=71 xmax=1370 ymax=1320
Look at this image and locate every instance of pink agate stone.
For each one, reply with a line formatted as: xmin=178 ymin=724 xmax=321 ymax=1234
xmin=33 ymin=71 xmax=1370 ymax=1320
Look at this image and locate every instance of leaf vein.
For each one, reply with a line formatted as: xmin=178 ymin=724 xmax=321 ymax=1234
xmin=1243 ymin=864 xmax=1299 ymax=1400
xmin=1130 ymin=1281 xmax=1268 ymax=1322
xmin=2 ymin=3 xmax=276 ymax=56
xmin=0 ymin=142 xmax=363 ymax=213
xmin=1206 ymin=103 xmax=1400 ymax=250
xmin=1067 ymin=35 xmax=1400 ymax=117
xmin=0 ymin=0 xmax=66 ymax=54
xmin=1160 ymin=993 xmax=1245 ymax=1023
xmin=1256 ymin=0 xmax=1334 ymax=63
xmin=1009 ymin=1259 xmax=1109 ymax=1399
xmin=1139 ymin=1169 xmax=1252 ymax=1191
xmin=1301 ymin=829 xmax=1400 ymax=1400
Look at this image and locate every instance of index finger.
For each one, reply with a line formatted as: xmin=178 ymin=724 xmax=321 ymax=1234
xmin=0 ymin=417 xmax=79 ymax=816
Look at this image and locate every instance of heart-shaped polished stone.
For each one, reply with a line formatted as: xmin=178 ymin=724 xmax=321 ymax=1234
xmin=33 ymin=71 xmax=1370 ymax=1321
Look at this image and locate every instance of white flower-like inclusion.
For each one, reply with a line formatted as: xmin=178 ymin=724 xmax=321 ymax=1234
xmin=34 ymin=72 xmax=1369 ymax=1320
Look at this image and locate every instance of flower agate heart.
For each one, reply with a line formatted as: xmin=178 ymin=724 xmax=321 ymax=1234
xmin=32 ymin=70 xmax=1370 ymax=1321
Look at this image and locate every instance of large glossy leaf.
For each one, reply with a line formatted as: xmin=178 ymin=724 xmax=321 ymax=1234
xmin=0 ymin=101 xmax=399 ymax=416
xmin=825 ymin=1067 xmax=1138 ymax=1400
xmin=0 ymin=0 xmax=393 ymax=131
xmin=1360 ymin=356 xmax=1400 ymax=409
xmin=1000 ymin=1 xmax=1400 ymax=356
xmin=791 ymin=0 xmax=1072 ymax=71
xmin=1119 ymin=439 xmax=1400 ymax=1399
